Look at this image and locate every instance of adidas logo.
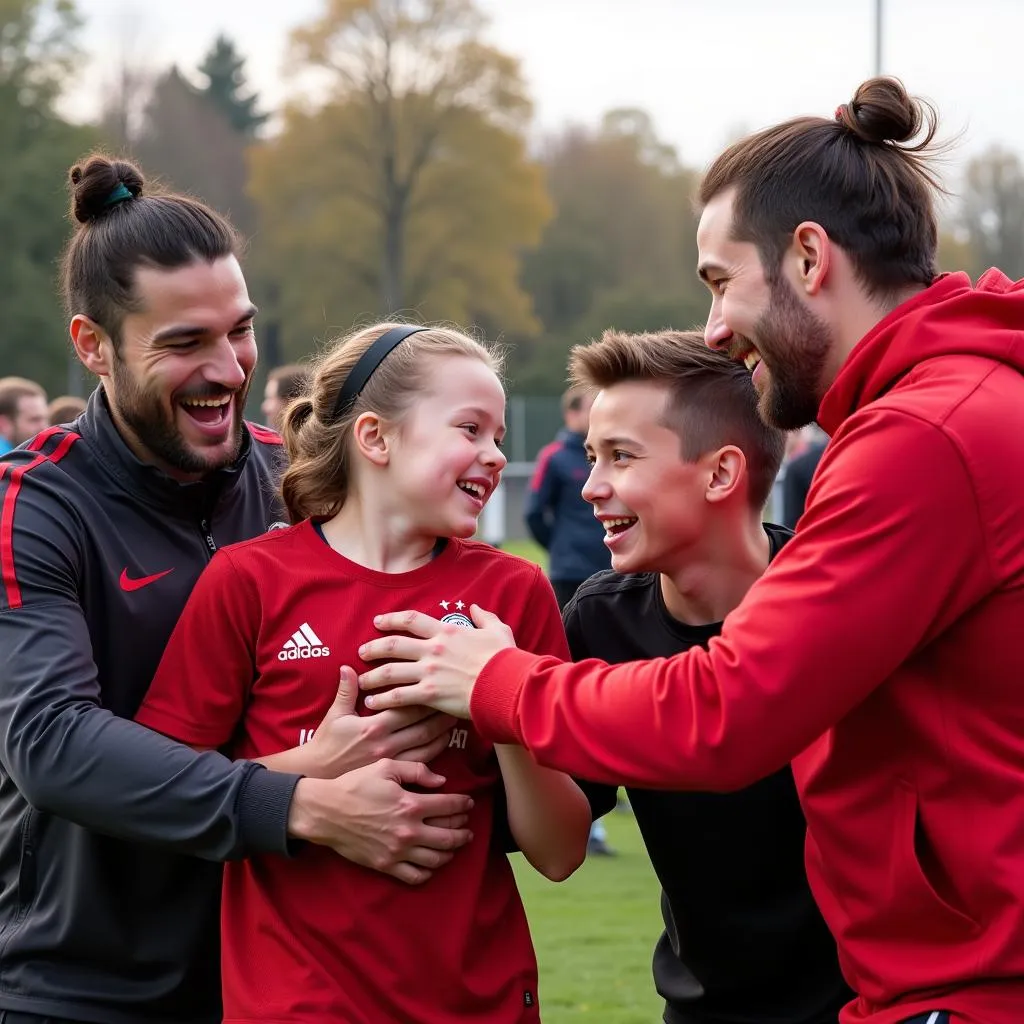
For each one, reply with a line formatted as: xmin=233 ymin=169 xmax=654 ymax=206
xmin=278 ymin=622 xmax=331 ymax=661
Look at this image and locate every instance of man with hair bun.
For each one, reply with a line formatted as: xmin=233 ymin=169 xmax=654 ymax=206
xmin=0 ymin=155 xmax=472 ymax=1024
xmin=357 ymin=78 xmax=1024 ymax=1024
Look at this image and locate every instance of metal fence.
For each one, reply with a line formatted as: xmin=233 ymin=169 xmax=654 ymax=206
xmin=477 ymin=395 xmax=563 ymax=545
xmin=504 ymin=395 xmax=564 ymax=464
xmin=479 ymin=463 xmax=537 ymax=544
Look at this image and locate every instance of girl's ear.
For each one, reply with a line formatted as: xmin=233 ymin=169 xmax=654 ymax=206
xmin=352 ymin=411 xmax=391 ymax=467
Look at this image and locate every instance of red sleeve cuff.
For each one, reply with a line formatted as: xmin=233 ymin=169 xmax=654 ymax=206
xmin=471 ymin=646 xmax=545 ymax=743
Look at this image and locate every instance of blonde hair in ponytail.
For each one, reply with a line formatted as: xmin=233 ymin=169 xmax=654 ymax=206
xmin=280 ymin=322 xmax=501 ymax=523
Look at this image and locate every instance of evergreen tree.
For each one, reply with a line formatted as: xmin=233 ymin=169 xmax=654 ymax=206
xmin=0 ymin=0 xmax=98 ymax=394
xmin=196 ymin=34 xmax=267 ymax=137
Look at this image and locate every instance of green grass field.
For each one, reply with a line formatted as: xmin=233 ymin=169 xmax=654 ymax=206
xmin=501 ymin=537 xmax=548 ymax=569
xmin=513 ymin=810 xmax=664 ymax=1022
xmin=497 ymin=537 xmax=664 ymax=1020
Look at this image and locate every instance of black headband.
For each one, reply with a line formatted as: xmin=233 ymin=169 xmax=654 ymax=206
xmin=332 ymin=325 xmax=429 ymax=420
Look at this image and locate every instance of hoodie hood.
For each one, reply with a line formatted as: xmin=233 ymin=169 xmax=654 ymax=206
xmin=818 ymin=269 xmax=1024 ymax=434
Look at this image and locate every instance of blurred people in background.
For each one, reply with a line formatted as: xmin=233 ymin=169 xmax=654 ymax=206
xmin=0 ymin=377 xmax=47 ymax=453
xmin=525 ymin=387 xmax=611 ymax=609
xmin=525 ymin=385 xmax=615 ymax=855
xmin=261 ymin=363 xmax=310 ymax=432
xmin=781 ymin=425 xmax=828 ymax=530
xmin=48 ymin=393 xmax=88 ymax=426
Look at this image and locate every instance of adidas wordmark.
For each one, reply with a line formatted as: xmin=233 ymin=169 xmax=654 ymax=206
xmin=278 ymin=622 xmax=331 ymax=661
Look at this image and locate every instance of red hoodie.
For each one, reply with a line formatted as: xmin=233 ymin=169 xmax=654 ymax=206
xmin=472 ymin=271 xmax=1024 ymax=1023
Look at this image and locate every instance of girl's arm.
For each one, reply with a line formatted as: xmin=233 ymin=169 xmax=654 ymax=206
xmin=171 ymin=742 xmax=322 ymax=774
xmin=496 ymin=744 xmax=590 ymax=880
xmin=254 ymin=746 xmax=316 ymax=773
xmin=182 ymin=744 xmax=308 ymax=776
xmin=254 ymin=668 xmax=361 ymax=775
xmin=136 ymin=559 xmax=396 ymax=778
xmin=493 ymin=565 xmax=592 ymax=881
xmin=255 ymin=667 xmax=456 ymax=778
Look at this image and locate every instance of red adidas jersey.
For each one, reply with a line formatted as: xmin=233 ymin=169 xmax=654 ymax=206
xmin=137 ymin=521 xmax=569 ymax=1023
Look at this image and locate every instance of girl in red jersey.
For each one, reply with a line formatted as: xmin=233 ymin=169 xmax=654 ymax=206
xmin=137 ymin=323 xmax=591 ymax=1023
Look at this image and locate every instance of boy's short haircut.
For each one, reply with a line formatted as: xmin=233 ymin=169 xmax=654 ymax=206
xmin=569 ymin=329 xmax=786 ymax=509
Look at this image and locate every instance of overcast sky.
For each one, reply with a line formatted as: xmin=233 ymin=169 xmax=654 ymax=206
xmin=72 ymin=0 xmax=1022 ymax=191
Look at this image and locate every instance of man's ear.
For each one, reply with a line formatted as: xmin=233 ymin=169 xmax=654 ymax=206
xmin=352 ymin=411 xmax=391 ymax=467
xmin=705 ymin=446 xmax=746 ymax=504
xmin=70 ymin=315 xmax=113 ymax=378
xmin=789 ymin=221 xmax=831 ymax=297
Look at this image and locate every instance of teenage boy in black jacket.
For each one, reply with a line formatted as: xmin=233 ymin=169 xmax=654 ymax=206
xmin=564 ymin=328 xmax=851 ymax=1024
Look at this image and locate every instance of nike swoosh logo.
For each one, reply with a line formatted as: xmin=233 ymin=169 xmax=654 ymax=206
xmin=119 ymin=568 xmax=174 ymax=592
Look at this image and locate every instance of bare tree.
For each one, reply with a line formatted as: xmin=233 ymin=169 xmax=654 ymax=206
xmin=288 ymin=0 xmax=531 ymax=314
xmin=135 ymin=67 xmax=255 ymax=235
xmin=959 ymin=145 xmax=1024 ymax=279
xmin=95 ymin=5 xmax=157 ymax=148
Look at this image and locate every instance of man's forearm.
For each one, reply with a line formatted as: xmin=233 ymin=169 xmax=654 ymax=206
xmin=5 ymin=703 xmax=297 ymax=860
xmin=256 ymin=745 xmax=319 ymax=777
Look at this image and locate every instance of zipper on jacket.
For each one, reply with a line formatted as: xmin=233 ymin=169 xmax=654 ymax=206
xmin=200 ymin=519 xmax=217 ymax=558
xmin=17 ymin=808 xmax=37 ymax=913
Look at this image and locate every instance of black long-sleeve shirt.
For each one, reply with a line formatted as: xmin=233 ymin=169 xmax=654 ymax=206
xmin=565 ymin=524 xmax=851 ymax=1024
xmin=0 ymin=389 xmax=299 ymax=1023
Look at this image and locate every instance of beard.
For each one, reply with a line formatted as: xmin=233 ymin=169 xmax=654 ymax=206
xmin=109 ymin=357 xmax=248 ymax=476
xmin=749 ymin=278 xmax=833 ymax=430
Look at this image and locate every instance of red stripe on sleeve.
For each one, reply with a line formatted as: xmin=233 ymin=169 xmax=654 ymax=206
xmin=246 ymin=422 xmax=282 ymax=446
xmin=529 ymin=442 xmax=559 ymax=491
xmin=26 ymin=426 xmax=67 ymax=453
xmin=1 ymin=432 xmax=81 ymax=610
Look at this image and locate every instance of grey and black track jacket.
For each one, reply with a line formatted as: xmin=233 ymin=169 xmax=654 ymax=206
xmin=0 ymin=389 xmax=300 ymax=1024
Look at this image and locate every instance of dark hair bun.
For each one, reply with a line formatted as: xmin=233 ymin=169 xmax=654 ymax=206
xmin=69 ymin=155 xmax=145 ymax=225
xmin=836 ymin=77 xmax=938 ymax=151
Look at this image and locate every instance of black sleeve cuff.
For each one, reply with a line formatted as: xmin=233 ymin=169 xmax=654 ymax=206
xmin=235 ymin=764 xmax=302 ymax=857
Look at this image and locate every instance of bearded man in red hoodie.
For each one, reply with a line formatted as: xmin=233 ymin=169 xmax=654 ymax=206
xmin=357 ymin=77 xmax=1024 ymax=1024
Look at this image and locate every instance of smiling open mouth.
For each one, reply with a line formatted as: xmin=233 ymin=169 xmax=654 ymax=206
xmin=603 ymin=516 xmax=637 ymax=536
xmin=179 ymin=394 xmax=232 ymax=428
xmin=457 ymin=480 xmax=486 ymax=499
